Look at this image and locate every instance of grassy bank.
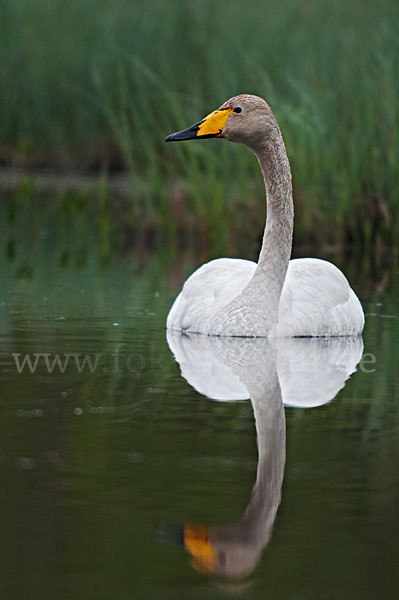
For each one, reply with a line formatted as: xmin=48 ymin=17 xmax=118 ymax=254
xmin=1 ymin=0 xmax=398 ymax=245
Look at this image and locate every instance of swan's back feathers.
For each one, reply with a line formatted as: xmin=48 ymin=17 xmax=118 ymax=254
xmin=167 ymin=257 xmax=364 ymax=337
xmin=277 ymin=258 xmax=364 ymax=336
xmin=167 ymin=258 xmax=255 ymax=332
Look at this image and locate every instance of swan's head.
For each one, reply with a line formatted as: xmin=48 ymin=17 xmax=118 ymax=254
xmin=165 ymin=94 xmax=277 ymax=151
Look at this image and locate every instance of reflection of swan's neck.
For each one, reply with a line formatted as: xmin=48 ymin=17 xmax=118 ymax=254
xmin=246 ymin=128 xmax=294 ymax=326
xmin=207 ymin=353 xmax=285 ymax=577
xmin=242 ymin=379 xmax=285 ymax=541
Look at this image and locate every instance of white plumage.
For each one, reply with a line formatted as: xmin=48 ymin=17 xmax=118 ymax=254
xmin=167 ymin=257 xmax=364 ymax=337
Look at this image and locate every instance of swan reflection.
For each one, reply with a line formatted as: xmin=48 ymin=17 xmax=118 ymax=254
xmin=165 ymin=332 xmax=363 ymax=577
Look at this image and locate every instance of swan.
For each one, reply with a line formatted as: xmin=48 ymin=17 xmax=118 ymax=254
xmin=165 ymin=94 xmax=364 ymax=337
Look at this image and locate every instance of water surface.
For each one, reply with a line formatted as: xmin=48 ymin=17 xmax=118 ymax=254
xmin=1 ymin=235 xmax=398 ymax=599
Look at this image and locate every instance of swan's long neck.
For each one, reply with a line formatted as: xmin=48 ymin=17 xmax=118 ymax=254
xmin=207 ymin=125 xmax=293 ymax=337
xmin=249 ymin=129 xmax=294 ymax=321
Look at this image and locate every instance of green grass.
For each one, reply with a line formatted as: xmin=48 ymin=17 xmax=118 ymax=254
xmin=1 ymin=0 xmax=399 ymax=246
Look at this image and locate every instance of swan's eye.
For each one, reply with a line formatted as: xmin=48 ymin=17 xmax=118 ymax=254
xmin=233 ymin=107 xmax=242 ymax=114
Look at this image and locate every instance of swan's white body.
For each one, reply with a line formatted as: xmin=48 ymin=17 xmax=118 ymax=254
xmin=166 ymin=94 xmax=364 ymax=338
xmin=167 ymin=257 xmax=364 ymax=337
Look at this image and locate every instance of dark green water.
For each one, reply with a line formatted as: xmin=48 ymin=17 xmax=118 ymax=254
xmin=1 ymin=230 xmax=398 ymax=599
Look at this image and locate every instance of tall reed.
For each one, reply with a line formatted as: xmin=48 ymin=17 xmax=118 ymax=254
xmin=1 ymin=0 xmax=398 ymax=245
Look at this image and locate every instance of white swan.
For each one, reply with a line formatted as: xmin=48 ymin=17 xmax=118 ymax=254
xmin=165 ymin=94 xmax=364 ymax=337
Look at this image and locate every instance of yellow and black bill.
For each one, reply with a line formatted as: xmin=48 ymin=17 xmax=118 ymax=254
xmin=165 ymin=108 xmax=233 ymax=142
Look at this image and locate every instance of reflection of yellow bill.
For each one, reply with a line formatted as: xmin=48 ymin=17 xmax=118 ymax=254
xmin=197 ymin=108 xmax=233 ymax=137
xmin=184 ymin=524 xmax=216 ymax=573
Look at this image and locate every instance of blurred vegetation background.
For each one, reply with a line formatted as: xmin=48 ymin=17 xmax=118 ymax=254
xmin=1 ymin=6 xmax=399 ymax=594
xmin=1 ymin=0 xmax=398 ymax=249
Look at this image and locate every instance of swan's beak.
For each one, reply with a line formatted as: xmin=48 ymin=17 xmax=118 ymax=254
xmin=165 ymin=108 xmax=233 ymax=142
